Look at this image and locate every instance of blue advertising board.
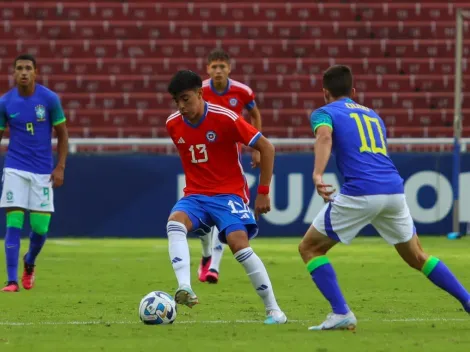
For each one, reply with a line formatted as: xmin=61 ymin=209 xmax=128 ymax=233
xmin=0 ymin=153 xmax=468 ymax=238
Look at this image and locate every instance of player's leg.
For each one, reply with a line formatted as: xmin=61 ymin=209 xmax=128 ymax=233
xmin=299 ymin=195 xmax=374 ymax=330
xmin=0 ymin=168 xmax=29 ymax=292
xmin=22 ymin=211 xmax=51 ymax=290
xmin=396 ymin=235 xmax=470 ymax=312
xmin=210 ymin=194 xmax=286 ymax=324
xmin=2 ymin=208 xmax=25 ymax=292
xmin=374 ymin=195 xmax=470 ymax=313
xmin=168 ymin=195 xmax=212 ymax=308
xmin=197 ymin=226 xmax=212 ymax=283
xmin=23 ymin=174 xmax=54 ymax=290
xmin=206 ymin=226 xmax=224 ymax=283
xmin=225 ymin=228 xmax=287 ymax=324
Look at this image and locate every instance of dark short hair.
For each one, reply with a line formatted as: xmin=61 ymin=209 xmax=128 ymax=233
xmin=207 ymin=48 xmax=230 ymax=64
xmin=167 ymin=70 xmax=202 ymax=97
xmin=322 ymin=65 xmax=353 ymax=98
xmin=14 ymin=54 xmax=37 ymax=69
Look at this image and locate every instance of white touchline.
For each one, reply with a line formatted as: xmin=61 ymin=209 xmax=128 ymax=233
xmin=0 ymin=318 xmax=467 ymax=326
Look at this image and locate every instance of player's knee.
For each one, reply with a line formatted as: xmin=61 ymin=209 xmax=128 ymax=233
xmin=166 ymin=220 xmax=188 ymax=239
xmin=30 ymin=212 xmax=51 ymax=235
xmin=299 ymin=236 xmax=329 ymax=261
xmin=168 ymin=211 xmax=192 ymax=231
xmin=6 ymin=210 xmax=25 ymax=229
xmin=298 ymin=240 xmax=309 ymax=258
xmin=225 ymin=226 xmax=249 ymax=254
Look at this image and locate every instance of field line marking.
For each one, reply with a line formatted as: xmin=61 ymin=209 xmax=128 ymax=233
xmin=0 ymin=318 xmax=468 ymax=326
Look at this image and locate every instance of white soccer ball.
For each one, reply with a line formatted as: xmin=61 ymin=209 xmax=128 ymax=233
xmin=139 ymin=291 xmax=177 ymax=325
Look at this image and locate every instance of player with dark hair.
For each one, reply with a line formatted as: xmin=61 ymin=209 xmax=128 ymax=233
xmin=165 ymin=70 xmax=287 ymax=324
xmin=299 ymin=65 xmax=470 ymax=330
xmin=0 ymin=54 xmax=69 ymax=292
xmin=197 ymin=48 xmax=263 ymax=284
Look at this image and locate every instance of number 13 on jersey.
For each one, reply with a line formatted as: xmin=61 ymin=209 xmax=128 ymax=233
xmin=189 ymin=144 xmax=208 ymax=163
xmin=350 ymin=113 xmax=387 ymax=156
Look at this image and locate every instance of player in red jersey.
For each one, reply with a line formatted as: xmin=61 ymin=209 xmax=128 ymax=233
xmin=165 ymin=70 xmax=287 ymax=324
xmin=198 ymin=49 xmax=263 ymax=284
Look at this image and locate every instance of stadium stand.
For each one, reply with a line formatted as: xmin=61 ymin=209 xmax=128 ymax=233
xmin=0 ymin=1 xmax=468 ymax=140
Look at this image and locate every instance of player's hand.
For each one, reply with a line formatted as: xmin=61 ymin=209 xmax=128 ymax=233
xmin=50 ymin=166 xmax=65 ymax=188
xmin=313 ymin=174 xmax=336 ymax=203
xmin=254 ymin=194 xmax=271 ymax=220
xmin=251 ymin=150 xmax=261 ymax=168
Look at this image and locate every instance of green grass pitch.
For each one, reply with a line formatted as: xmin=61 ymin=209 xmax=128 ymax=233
xmin=0 ymin=237 xmax=469 ymax=351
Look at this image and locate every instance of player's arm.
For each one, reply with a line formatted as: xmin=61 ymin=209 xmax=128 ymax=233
xmin=245 ymin=91 xmax=262 ymax=168
xmin=248 ymin=106 xmax=262 ymax=131
xmin=310 ymin=110 xmax=335 ymax=201
xmin=233 ymin=117 xmax=274 ymax=218
xmin=0 ymin=101 xmax=6 ymax=144
xmin=251 ymin=135 xmax=274 ymax=189
xmin=50 ymin=94 xmax=68 ymax=188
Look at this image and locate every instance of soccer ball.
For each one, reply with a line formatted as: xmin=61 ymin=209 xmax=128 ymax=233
xmin=139 ymin=291 xmax=177 ymax=325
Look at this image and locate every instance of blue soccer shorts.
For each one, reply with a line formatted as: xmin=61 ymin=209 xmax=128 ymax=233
xmin=171 ymin=194 xmax=259 ymax=244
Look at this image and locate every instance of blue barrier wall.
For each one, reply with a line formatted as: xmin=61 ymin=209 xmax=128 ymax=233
xmin=0 ymin=153 xmax=468 ymax=237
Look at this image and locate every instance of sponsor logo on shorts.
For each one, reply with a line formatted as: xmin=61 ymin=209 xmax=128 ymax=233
xmin=40 ymin=203 xmax=49 ymax=208
xmin=9 ymin=113 xmax=20 ymax=119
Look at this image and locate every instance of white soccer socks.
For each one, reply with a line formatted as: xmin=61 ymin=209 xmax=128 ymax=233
xmin=209 ymin=227 xmax=225 ymax=273
xmin=234 ymin=247 xmax=281 ymax=312
xmin=167 ymin=221 xmax=191 ymax=288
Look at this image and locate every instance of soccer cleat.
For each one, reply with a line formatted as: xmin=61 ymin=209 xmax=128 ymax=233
xmin=308 ymin=311 xmax=357 ymax=331
xmin=174 ymin=285 xmax=199 ymax=308
xmin=264 ymin=310 xmax=288 ymax=325
xmin=197 ymin=256 xmax=211 ymax=282
xmin=22 ymin=256 xmax=35 ymax=290
xmin=205 ymin=269 xmax=219 ymax=284
xmin=2 ymin=281 xmax=19 ymax=292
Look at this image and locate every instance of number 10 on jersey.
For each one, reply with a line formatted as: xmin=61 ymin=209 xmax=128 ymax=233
xmin=350 ymin=113 xmax=387 ymax=156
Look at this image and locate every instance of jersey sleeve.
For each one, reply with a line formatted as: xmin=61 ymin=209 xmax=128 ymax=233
xmin=231 ymin=117 xmax=262 ymax=147
xmin=241 ymin=88 xmax=256 ymax=111
xmin=49 ymin=93 xmax=66 ymax=126
xmin=0 ymin=100 xmax=6 ymax=130
xmin=165 ymin=116 xmax=178 ymax=145
xmin=310 ymin=109 xmax=333 ymax=135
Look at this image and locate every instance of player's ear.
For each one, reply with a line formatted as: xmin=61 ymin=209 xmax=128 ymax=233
xmin=206 ymin=63 xmax=211 ymax=75
xmin=197 ymin=88 xmax=203 ymax=99
xmin=226 ymin=62 xmax=231 ymax=75
xmin=351 ymin=88 xmax=356 ymax=99
xmin=323 ymin=88 xmax=330 ymax=102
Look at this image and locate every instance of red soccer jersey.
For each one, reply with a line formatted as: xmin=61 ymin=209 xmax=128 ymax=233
xmin=166 ymin=102 xmax=261 ymax=203
xmin=202 ymin=78 xmax=256 ymax=115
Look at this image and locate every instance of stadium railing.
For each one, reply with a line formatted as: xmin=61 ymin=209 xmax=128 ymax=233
xmin=1 ymin=137 xmax=468 ymax=154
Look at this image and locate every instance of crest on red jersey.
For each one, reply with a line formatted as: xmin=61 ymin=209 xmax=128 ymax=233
xmin=206 ymin=130 xmax=217 ymax=142
xmin=229 ymin=98 xmax=238 ymax=107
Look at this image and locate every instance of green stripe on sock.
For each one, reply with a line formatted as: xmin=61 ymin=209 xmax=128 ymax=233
xmin=422 ymin=256 xmax=440 ymax=276
xmin=306 ymin=256 xmax=330 ymax=273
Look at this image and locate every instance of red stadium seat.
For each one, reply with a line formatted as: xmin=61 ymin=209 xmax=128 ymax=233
xmin=1 ymin=21 xmax=467 ymax=41
xmin=52 ymin=91 xmax=465 ymax=111
xmin=0 ymin=39 xmax=468 ymax=59
xmin=3 ymin=3 xmax=467 ymax=22
xmin=0 ymin=1 xmax=467 ymax=139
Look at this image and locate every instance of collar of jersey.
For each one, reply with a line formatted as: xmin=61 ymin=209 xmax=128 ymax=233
xmin=183 ymin=102 xmax=208 ymax=128
xmin=210 ymin=78 xmax=231 ymax=96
